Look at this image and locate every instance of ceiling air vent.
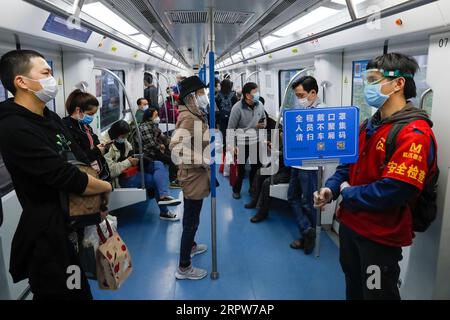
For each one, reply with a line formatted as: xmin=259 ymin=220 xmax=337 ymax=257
xmin=165 ymin=10 xmax=254 ymax=25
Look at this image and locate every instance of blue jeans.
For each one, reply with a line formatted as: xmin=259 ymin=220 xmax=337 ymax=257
xmin=120 ymin=161 xmax=170 ymax=214
xmin=179 ymin=199 xmax=203 ymax=268
xmin=287 ymin=168 xmax=318 ymax=239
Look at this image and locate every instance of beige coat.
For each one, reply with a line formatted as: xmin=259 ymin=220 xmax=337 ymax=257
xmin=101 ymin=131 xmax=133 ymax=188
xmin=170 ymin=103 xmax=211 ymax=200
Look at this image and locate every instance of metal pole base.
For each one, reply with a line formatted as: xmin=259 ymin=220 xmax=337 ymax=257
xmin=315 ymin=225 xmax=322 ymax=258
xmin=210 ymin=272 xmax=219 ymax=280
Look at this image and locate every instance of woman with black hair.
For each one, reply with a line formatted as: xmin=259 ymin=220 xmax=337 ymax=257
xmin=102 ymin=120 xmax=181 ymax=220
xmin=62 ymin=89 xmax=110 ymax=181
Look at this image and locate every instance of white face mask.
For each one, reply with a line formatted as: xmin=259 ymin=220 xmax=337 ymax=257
xmin=142 ymin=104 xmax=149 ymax=111
xmin=25 ymin=76 xmax=59 ymax=103
xmin=197 ymin=95 xmax=209 ymax=109
xmin=153 ymin=117 xmax=161 ymax=124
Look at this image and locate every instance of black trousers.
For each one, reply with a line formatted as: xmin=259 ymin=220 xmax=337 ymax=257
xmin=179 ymin=199 xmax=204 ymax=268
xmin=339 ymin=223 xmax=403 ymax=300
xmin=250 ymin=166 xmax=291 ymax=214
xmin=233 ymin=143 xmax=262 ymax=194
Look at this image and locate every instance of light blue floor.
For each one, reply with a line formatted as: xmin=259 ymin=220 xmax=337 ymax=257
xmin=90 ymin=170 xmax=345 ymax=300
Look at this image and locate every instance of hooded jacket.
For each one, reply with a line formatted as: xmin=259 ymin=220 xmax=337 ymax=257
xmin=325 ymin=103 xmax=437 ymax=247
xmin=0 ymin=98 xmax=91 ymax=297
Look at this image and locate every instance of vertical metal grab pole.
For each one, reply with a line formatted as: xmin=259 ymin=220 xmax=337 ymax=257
xmin=315 ymin=166 xmax=324 ymax=258
xmin=209 ymin=6 xmax=219 ymax=280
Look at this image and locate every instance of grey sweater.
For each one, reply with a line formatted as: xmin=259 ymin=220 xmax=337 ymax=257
xmin=227 ymin=100 xmax=266 ymax=145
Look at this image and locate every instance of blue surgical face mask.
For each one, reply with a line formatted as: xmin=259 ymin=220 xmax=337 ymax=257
xmin=252 ymin=93 xmax=260 ymax=104
xmin=79 ymin=114 xmax=94 ymax=125
xmin=115 ymin=137 xmax=126 ymax=144
xmin=364 ymin=79 xmax=396 ymax=109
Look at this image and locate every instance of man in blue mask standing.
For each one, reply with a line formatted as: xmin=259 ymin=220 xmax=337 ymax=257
xmin=227 ymin=82 xmax=266 ymax=199
xmin=288 ymin=76 xmax=326 ymax=254
xmin=314 ymin=53 xmax=438 ymax=300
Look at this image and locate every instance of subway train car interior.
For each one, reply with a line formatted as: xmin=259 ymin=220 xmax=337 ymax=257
xmin=0 ymin=0 xmax=450 ymax=302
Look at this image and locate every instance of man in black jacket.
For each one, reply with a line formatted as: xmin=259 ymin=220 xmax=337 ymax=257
xmin=0 ymin=50 xmax=112 ymax=300
xmin=144 ymin=73 xmax=159 ymax=111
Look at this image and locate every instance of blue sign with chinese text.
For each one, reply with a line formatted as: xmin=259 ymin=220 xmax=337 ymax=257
xmin=283 ymin=106 xmax=360 ymax=166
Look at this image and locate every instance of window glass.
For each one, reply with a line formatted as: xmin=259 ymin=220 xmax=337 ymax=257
xmin=0 ymin=81 xmax=8 ymax=103
xmin=278 ymin=69 xmax=302 ymax=107
xmin=409 ymin=55 xmax=433 ymax=116
xmin=100 ymin=70 xmax=125 ymax=131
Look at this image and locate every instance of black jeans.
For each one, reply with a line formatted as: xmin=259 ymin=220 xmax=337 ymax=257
xmin=233 ymin=143 xmax=261 ymax=194
xmin=339 ymin=223 xmax=403 ymax=300
xmin=179 ymin=198 xmax=204 ymax=268
xmin=250 ymin=167 xmax=291 ymax=214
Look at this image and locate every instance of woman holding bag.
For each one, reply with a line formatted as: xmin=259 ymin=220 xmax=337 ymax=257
xmin=170 ymin=76 xmax=211 ymax=280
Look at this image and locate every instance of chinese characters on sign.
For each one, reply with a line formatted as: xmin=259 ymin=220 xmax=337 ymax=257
xmin=283 ymin=107 xmax=360 ymax=166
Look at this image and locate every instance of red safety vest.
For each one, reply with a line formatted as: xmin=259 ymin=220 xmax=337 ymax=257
xmin=338 ymin=119 xmax=436 ymax=247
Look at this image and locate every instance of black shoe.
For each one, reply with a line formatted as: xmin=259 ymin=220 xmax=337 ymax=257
xmin=245 ymin=200 xmax=257 ymax=209
xmin=250 ymin=212 xmax=268 ymax=223
xmin=232 ymin=192 xmax=241 ymax=199
xmin=303 ymin=228 xmax=316 ymax=255
xmin=290 ymin=239 xmax=304 ymax=249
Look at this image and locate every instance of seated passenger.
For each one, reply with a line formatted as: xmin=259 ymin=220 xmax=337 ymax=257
xmin=102 ymin=120 xmax=181 ymax=221
xmin=140 ymin=108 xmax=179 ymax=186
xmin=159 ymin=87 xmax=179 ymax=124
xmin=245 ymin=131 xmax=291 ymax=223
xmin=287 ymin=76 xmax=325 ymax=254
xmin=135 ymin=97 xmax=149 ymax=124
xmin=315 ymin=53 xmax=438 ymax=300
xmin=62 ymin=89 xmax=110 ymax=181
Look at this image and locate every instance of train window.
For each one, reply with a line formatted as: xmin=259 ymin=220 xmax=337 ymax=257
xmin=100 ymin=70 xmax=125 ymax=131
xmin=0 ymin=80 xmax=8 ymax=103
xmin=278 ymin=69 xmax=301 ymax=107
xmin=351 ymin=59 xmax=371 ymax=122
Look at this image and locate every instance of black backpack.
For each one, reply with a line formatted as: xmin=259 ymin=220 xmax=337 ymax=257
xmin=362 ymin=119 xmax=439 ymax=232
xmin=218 ymin=92 xmax=234 ymax=118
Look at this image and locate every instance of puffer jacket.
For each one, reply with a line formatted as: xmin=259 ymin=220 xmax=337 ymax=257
xmin=170 ymin=97 xmax=211 ymax=200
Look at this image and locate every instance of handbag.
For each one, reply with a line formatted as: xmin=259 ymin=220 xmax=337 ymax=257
xmin=67 ymin=161 xmax=103 ymax=218
xmin=96 ymin=219 xmax=133 ymax=290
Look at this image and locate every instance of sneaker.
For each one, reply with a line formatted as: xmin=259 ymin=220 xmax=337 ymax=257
xmin=232 ymin=192 xmax=241 ymax=199
xmin=191 ymin=243 xmax=207 ymax=258
xmin=169 ymin=181 xmax=182 ymax=189
xmin=250 ymin=212 xmax=268 ymax=223
xmin=160 ymin=211 xmax=180 ymax=221
xmin=245 ymin=200 xmax=257 ymax=209
xmin=303 ymin=228 xmax=316 ymax=255
xmin=175 ymin=265 xmax=207 ymax=280
xmin=290 ymin=239 xmax=304 ymax=250
xmin=158 ymin=196 xmax=181 ymax=206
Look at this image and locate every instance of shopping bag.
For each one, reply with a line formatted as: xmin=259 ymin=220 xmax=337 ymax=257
xmin=96 ymin=219 xmax=132 ymax=290
xmin=229 ymin=156 xmax=238 ymax=187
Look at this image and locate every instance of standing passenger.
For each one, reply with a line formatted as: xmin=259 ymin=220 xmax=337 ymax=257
xmin=216 ymin=79 xmax=238 ymax=154
xmin=288 ymin=76 xmax=325 ymax=254
xmin=0 ymin=50 xmax=112 ymax=299
xmin=314 ymin=53 xmax=438 ymax=300
xmin=144 ymin=73 xmax=159 ymax=111
xmin=170 ymin=76 xmax=211 ymax=280
xmin=227 ymin=82 xmax=266 ymax=199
